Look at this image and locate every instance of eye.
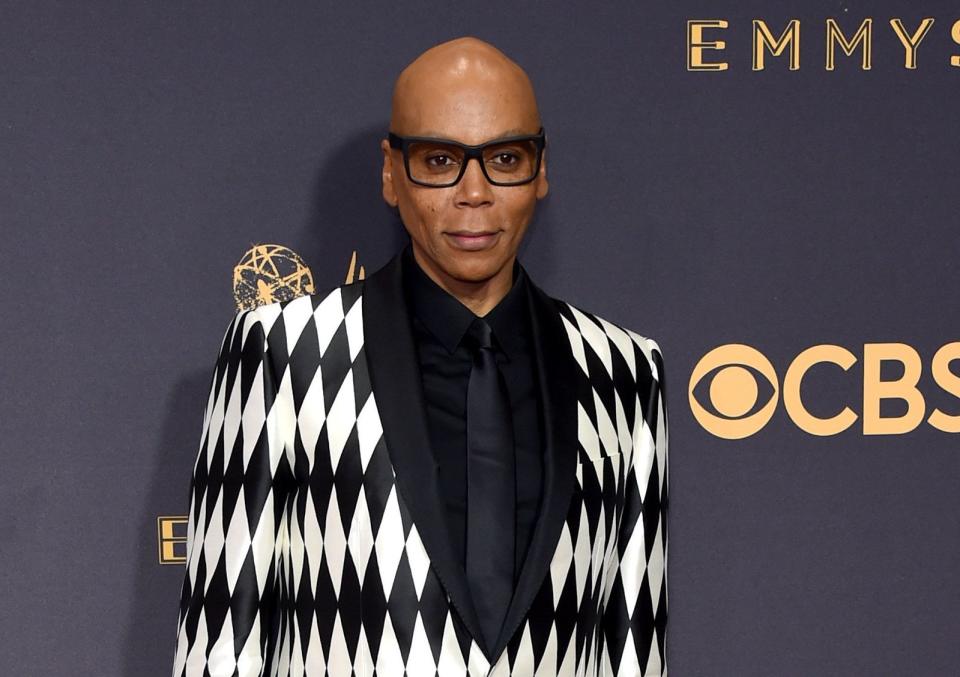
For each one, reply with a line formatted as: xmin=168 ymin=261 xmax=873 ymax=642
xmin=490 ymin=151 xmax=520 ymax=166
xmin=425 ymin=153 xmax=457 ymax=167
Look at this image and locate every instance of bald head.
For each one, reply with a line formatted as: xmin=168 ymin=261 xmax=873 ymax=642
xmin=389 ymin=36 xmax=541 ymax=141
xmin=379 ymin=37 xmax=548 ymax=309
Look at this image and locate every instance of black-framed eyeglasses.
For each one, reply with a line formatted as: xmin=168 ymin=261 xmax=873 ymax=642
xmin=387 ymin=127 xmax=546 ymax=187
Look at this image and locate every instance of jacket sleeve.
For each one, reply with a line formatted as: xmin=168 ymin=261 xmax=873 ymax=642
xmin=602 ymin=337 xmax=669 ymax=676
xmin=172 ymin=307 xmax=290 ymax=676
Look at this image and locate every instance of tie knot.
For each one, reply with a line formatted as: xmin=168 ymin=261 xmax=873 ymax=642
xmin=464 ymin=317 xmax=496 ymax=352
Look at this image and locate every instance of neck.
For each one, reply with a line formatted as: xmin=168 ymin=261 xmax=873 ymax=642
xmin=411 ymin=245 xmax=514 ymax=317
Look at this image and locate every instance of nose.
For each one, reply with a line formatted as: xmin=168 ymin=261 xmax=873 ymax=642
xmin=454 ymin=156 xmax=494 ymax=207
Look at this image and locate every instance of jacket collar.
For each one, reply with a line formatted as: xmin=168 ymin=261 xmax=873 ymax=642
xmin=360 ymin=243 xmax=579 ymax=663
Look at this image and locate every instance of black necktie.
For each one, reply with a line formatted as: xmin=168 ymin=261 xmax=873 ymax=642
xmin=463 ymin=316 xmax=516 ymax=652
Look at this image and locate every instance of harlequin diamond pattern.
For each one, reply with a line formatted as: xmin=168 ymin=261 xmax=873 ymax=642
xmin=172 ymin=283 xmax=667 ymax=676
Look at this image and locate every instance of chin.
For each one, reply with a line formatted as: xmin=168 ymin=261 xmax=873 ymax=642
xmin=446 ymin=258 xmax=505 ymax=282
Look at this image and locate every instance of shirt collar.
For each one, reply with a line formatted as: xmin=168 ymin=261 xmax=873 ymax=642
xmin=401 ymin=241 xmax=529 ymax=358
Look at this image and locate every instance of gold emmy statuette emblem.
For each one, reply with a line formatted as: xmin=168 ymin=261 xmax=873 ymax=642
xmin=232 ymin=244 xmax=366 ymax=311
xmin=233 ymin=244 xmax=316 ymax=311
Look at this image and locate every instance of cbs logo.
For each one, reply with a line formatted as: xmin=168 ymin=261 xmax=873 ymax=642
xmin=689 ymin=343 xmax=960 ymax=438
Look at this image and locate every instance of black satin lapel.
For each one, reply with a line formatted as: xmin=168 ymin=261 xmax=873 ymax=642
xmin=489 ymin=274 xmax=579 ymax=661
xmin=360 ymin=248 xmax=490 ymax=658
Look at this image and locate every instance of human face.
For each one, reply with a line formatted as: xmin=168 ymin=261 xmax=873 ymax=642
xmin=380 ymin=80 xmax=548 ymax=291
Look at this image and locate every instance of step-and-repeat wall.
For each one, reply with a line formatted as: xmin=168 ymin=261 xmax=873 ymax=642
xmin=2 ymin=2 xmax=957 ymax=675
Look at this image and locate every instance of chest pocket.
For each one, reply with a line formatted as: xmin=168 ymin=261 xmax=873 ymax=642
xmin=576 ymin=451 xmax=624 ymax=544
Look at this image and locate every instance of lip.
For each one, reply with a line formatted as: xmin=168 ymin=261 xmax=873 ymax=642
xmin=445 ymin=230 xmax=501 ymax=251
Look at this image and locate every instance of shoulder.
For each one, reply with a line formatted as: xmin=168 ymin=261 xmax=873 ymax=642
xmin=549 ymin=295 xmax=665 ymax=383
xmin=241 ymin=279 xmax=365 ymax=332
xmin=218 ymin=280 xmax=365 ymax=358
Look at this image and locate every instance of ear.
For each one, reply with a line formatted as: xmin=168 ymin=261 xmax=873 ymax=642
xmin=381 ymin=138 xmax=399 ymax=207
xmin=535 ymin=146 xmax=549 ymax=200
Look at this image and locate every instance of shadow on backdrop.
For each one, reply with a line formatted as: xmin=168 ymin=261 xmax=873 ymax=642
xmin=122 ymin=123 xmax=553 ymax=676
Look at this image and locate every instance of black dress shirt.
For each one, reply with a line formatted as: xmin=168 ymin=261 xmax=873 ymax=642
xmin=401 ymin=243 xmax=544 ymax=584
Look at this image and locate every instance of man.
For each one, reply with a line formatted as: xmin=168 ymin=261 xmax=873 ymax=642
xmin=172 ymin=36 xmax=668 ymax=677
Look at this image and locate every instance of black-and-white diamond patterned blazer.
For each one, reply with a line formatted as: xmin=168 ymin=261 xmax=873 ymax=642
xmin=172 ymin=246 xmax=669 ymax=676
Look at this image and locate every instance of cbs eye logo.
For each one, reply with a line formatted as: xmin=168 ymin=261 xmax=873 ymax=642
xmin=689 ymin=342 xmax=960 ymax=439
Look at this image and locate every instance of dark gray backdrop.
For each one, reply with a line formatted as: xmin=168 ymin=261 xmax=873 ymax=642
xmin=2 ymin=1 xmax=957 ymax=675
